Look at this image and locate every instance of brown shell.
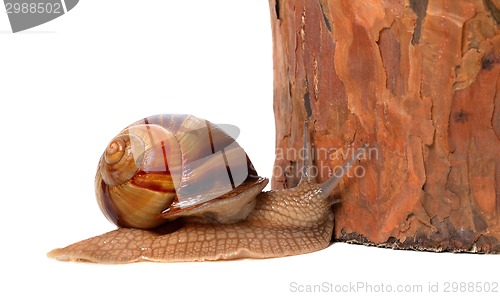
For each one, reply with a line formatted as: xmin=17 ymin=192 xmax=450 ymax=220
xmin=95 ymin=114 xmax=267 ymax=229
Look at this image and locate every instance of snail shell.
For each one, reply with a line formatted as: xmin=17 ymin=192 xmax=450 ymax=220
xmin=95 ymin=114 xmax=267 ymax=229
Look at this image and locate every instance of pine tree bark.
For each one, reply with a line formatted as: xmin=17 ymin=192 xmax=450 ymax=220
xmin=269 ymin=0 xmax=500 ymax=253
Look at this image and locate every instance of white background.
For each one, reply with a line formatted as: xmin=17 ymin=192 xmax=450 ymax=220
xmin=0 ymin=1 xmax=498 ymax=296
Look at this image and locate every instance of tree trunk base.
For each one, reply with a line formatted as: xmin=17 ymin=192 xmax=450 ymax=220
xmin=269 ymin=0 xmax=500 ymax=253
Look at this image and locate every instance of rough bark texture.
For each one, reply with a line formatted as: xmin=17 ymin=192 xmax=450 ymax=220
xmin=269 ymin=0 xmax=500 ymax=253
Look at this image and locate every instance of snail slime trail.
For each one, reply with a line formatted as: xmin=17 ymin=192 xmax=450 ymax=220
xmin=48 ymin=114 xmax=367 ymax=263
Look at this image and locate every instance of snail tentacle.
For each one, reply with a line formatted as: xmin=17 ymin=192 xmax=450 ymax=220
xmin=300 ymin=120 xmax=315 ymax=183
xmin=319 ymin=143 xmax=367 ymax=205
xmin=299 ymin=120 xmax=366 ymax=203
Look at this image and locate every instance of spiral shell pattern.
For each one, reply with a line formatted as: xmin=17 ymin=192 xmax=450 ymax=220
xmin=95 ymin=114 xmax=262 ymax=229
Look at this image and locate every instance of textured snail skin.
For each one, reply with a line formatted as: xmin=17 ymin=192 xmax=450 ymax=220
xmin=47 ymin=181 xmax=334 ymax=263
xmin=47 ymin=121 xmax=366 ymax=263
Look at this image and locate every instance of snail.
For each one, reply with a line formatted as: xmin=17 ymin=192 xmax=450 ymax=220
xmin=48 ymin=114 xmax=366 ymax=263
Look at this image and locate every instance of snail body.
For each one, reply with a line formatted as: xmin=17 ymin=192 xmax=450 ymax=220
xmin=48 ymin=114 xmax=365 ymax=263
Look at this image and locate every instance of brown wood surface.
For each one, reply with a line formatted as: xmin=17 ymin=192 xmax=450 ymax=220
xmin=269 ymin=0 xmax=500 ymax=253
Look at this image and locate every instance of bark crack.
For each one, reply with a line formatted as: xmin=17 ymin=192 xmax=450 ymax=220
xmin=304 ymin=76 xmax=312 ymax=117
xmin=318 ymin=1 xmax=332 ymax=32
xmin=313 ymin=57 xmax=319 ymax=101
xmin=275 ymin=0 xmax=281 ymax=20
xmin=409 ymin=0 xmax=428 ymax=45
xmin=485 ymin=0 xmax=500 ymax=24
xmin=300 ymin=7 xmax=306 ymax=50
xmin=492 ymin=73 xmax=500 ymax=142
xmin=496 ymin=163 xmax=500 ymax=220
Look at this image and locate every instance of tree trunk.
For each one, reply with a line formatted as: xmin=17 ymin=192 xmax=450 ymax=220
xmin=269 ymin=0 xmax=500 ymax=253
